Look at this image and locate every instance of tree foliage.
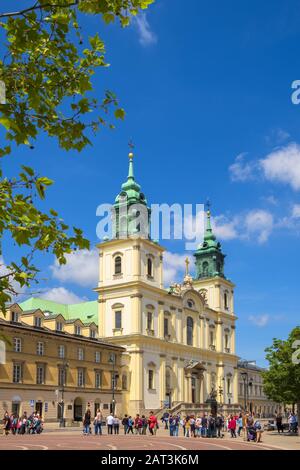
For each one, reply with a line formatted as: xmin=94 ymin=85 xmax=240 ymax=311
xmin=262 ymin=327 xmax=300 ymax=420
xmin=0 ymin=0 xmax=154 ymax=311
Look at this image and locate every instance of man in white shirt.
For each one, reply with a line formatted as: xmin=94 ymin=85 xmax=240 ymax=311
xmin=106 ymin=414 xmax=114 ymax=435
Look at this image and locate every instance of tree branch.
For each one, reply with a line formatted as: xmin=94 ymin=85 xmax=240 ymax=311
xmin=0 ymin=1 xmax=79 ymax=18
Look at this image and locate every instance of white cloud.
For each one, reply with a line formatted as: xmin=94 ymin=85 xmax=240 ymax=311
xmin=265 ymin=128 xmax=290 ymax=145
xmin=212 ymin=215 xmax=239 ymax=240
xmin=133 ymin=12 xmax=157 ymax=46
xmin=292 ymin=204 xmax=300 ymax=219
xmin=260 ymin=143 xmax=300 ymax=190
xmin=248 ymin=314 xmax=270 ymax=327
xmin=163 ymin=252 xmax=192 ymax=286
xmin=229 ymin=153 xmax=257 ymax=182
xmin=243 ymin=209 xmax=274 ymax=244
xmin=39 ymin=287 xmax=84 ymax=304
xmin=0 ymin=256 xmax=26 ymax=299
xmin=50 ymin=248 xmax=98 ymax=287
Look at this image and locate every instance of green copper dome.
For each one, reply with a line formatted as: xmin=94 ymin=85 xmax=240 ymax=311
xmin=194 ymin=209 xmax=226 ymax=279
xmin=113 ymin=151 xmax=151 ymax=238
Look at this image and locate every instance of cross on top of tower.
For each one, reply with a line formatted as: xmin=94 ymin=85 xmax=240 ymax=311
xmin=128 ymin=139 xmax=134 ymax=159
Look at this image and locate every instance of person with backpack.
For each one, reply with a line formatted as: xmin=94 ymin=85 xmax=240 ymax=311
xmin=216 ymin=415 xmax=224 ymax=438
xmin=83 ymin=408 xmax=91 ymax=436
xmin=127 ymin=416 xmax=134 ymax=434
xmin=122 ymin=414 xmax=129 ymax=434
xmin=141 ymin=415 xmax=148 ymax=435
xmin=236 ymin=413 xmax=243 ymax=436
xmin=276 ymin=413 xmax=284 ymax=433
xmin=254 ymin=419 xmax=263 ymax=443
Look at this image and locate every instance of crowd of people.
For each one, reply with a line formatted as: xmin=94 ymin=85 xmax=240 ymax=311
xmin=276 ymin=412 xmax=298 ymax=433
xmin=2 ymin=411 xmax=44 ymax=435
xmin=161 ymin=411 xmax=264 ymax=442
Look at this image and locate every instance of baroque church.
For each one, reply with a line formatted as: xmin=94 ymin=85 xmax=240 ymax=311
xmin=96 ymin=150 xmax=239 ymax=415
xmin=16 ymin=150 xmax=239 ymax=418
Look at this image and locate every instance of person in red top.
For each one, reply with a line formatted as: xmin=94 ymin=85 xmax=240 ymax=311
xmin=148 ymin=411 xmax=158 ymax=435
xmin=228 ymin=415 xmax=237 ymax=438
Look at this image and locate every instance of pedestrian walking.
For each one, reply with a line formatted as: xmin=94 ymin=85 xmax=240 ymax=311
xmin=94 ymin=409 xmax=103 ymax=435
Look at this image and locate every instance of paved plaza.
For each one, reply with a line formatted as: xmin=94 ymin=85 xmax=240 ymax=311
xmin=0 ymin=428 xmax=299 ymax=451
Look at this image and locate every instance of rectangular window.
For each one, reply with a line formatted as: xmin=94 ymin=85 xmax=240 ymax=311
xmin=36 ymin=364 xmax=45 ymax=385
xmin=95 ymin=371 xmax=102 ymax=389
xmin=13 ymin=363 xmax=22 ymax=383
xmin=34 ymin=316 xmax=42 ymax=328
xmin=56 ymin=321 xmax=63 ymax=332
xmin=58 ymin=345 xmax=65 ymax=359
xmin=37 ymin=342 xmax=44 ymax=356
xmin=147 ymin=312 xmax=153 ymax=331
xmin=115 ymin=311 xmax=122 ymax=329
xmin=148 ymin=369 xmax=154 ymax=390
xmin=210 ymin=331 xmax=214 ymax=346
xmin=90 ymin=329 xmax=96 ymax=339
xmin=225 ymin=334 xmax=229 ymax=349
xmin=75 ymin=325 xmax=81 ymax=336
xmin=109 ymin=352 xmax=116 ymax=364
xmin=58 ymin=367 xmax=66 ymax=387
xmin=77 ymin=368 xmax=85 ymax=387
xmin=78 ymin=348 xmax=84 ymax=361
xmin=95 ymin=351 xmax=101 ymax=363
xmin=164 ymin=318 xmax=169 ymax=337
xmin=111 ymin=372 xmax=118 ymax=389
xmin=11 ymin=311 xmax=19 ymax=323
xmin=13 ymin=337 xmax=22 ymax=353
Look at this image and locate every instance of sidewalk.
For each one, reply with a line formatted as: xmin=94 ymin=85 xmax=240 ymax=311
xmin=42 ymin=425 xmax=300 ymax=449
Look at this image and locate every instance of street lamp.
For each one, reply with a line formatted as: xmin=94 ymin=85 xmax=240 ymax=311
xmin=108 ymin=353 xmax=118 ymax=416
xmin=59 ymin=360 xmax=69 ymax=427
xmin=241 ymin=372 xmax=248 ymax=411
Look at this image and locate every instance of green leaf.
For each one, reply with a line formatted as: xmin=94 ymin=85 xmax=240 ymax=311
xmin=114 ymin=108 xmax=125 ymax=120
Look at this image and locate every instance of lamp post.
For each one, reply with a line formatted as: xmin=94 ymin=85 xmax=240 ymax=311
xmin=109 ymin=353 xmax=118 ymax=416
xmin=60 ymin=360 xmax=69 ymax=427
xmin=241 ymin=372 xmax=248 ymax=411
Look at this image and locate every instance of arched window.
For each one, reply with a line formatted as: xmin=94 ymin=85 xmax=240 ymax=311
xmin=122 ymin=374 xmax=127 ymax=390
xmin=114 ymin=256 xmax=122 ymax=275
xmin=203 ymin=261 xmax=208 ymax=276
xmin=147 ymin=258 xmax=153 ymax=277
xmin=187 ymin=316 xmax=194 ymax=346
xmin=224 ymin=291 xmax=228 ymax=310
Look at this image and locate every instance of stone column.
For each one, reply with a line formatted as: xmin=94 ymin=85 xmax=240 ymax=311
xmin=159 ymin=254 xmax=164 ymax=289
xmin=199 ymin=315 xmax=205 ymax=349
xmin=158 ymin=301 xmax=164 ymax=338
xmin=179 ymin=359 xmax=185 ymax=401
xmin=214 ymin=283 xmax=221 ymax=311
xmin=199 ymin=373 xmax=204 ymax=403
xmin=231 ymin=325 xmax=236 ymax=354
xmin=129 ymin=349 xmax=144 ymax=413
xmin=186 ymin=373 xmax=192 ymax=403
xmin=131 ymin=294 xmax=143 ymax=334
xmin=215 ymin=319 xmax=223 ymax=353
xmin=98 ymin=298 xmax=106 ymax=337
xmin=172 ymin=357 xmax=179 ymax=403
xmin=233 ymin=366 xmax=238 ymax=404
xmin=159 ymin=354 xmax=166 ymax=407
xmin=99 ymin=251 xmax=103 ymax=285
xmin=133 ymin=244 xmax=141 ymax=281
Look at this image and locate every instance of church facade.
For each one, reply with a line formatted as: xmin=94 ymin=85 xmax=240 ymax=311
xmin=96 ymin=151 xmax=239 ymax=416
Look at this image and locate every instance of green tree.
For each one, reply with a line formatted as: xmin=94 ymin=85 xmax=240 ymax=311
xmin=0 ymin=0 xmax=154 ymax=311
xmin=263 ymin=326 xmax=300 ymax=425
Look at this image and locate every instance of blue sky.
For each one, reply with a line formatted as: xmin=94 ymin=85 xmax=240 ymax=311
xmin=1 ymin=0 xmax=300 ymax=366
